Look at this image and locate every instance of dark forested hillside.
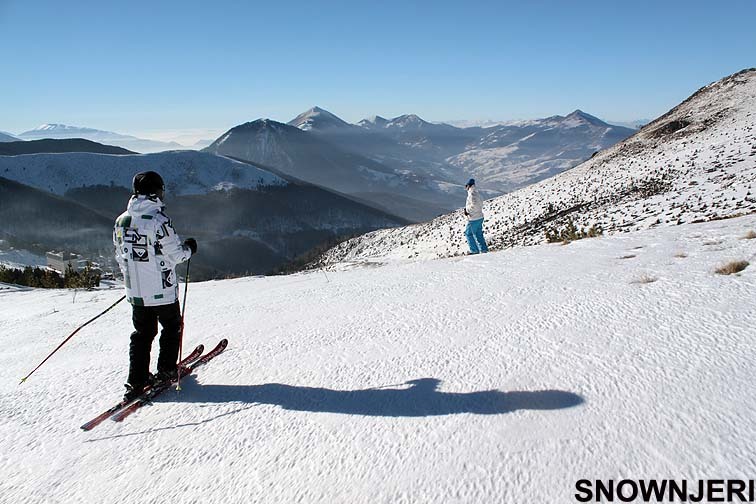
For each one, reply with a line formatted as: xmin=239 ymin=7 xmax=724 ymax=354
xmin=0 ymin=138 xmax=135 ymax=156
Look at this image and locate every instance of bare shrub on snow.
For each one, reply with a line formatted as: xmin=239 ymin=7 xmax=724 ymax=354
xmin=631 ymin=274 xmax=658 ymax=284
xmin=545 ymin=219 xmax=603 ymax=244
xmin=715 ymin=260 xmax=749 ymax=275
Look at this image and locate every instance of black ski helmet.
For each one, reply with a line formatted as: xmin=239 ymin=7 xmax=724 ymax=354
xmin=132 ymin=171 xmax=165 ymax=197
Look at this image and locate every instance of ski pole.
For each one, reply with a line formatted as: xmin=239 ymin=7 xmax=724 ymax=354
xmin=20 ymin=294 xmax=126 ymax=384
xmin=176 ymin=258 xmax=190 ymax=391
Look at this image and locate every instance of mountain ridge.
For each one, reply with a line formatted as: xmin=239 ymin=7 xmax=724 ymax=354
xmin=19 ymin=123 xmax=186 ymax=153
xmin=0 ymin=131 xmax=21 ymax=142
xmin=204 ymin=118 xmax=465 ymax=221
xmin=281 ymin=106 xmax=634 ymax=194
xmin=0 ymin=150 xmax=286 ymax=196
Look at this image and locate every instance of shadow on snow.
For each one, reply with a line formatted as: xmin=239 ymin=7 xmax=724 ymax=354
xmin=164 ymin=377 xmax=584 ymax=417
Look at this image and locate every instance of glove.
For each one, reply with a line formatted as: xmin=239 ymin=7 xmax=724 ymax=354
xmin=183 ymin=238 xmax=197 ymax=255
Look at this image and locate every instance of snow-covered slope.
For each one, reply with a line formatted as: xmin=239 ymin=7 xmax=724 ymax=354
xmin=0 ymin=150 xmax=286 ymax=196
xmin=0 ymin=242 xmax=46 ymax=270
xmin=318 ymin=69 xmax=756 ymax=265
xmin=19 ymin=124 xmax=185 ymax=153
xmin=2 ymin=214 xmax=755 ymax=502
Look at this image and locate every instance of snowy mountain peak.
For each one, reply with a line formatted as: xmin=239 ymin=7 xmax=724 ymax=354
xmin=309 ymin=106 xmax=333 ymax=116
xmin=34 ymin=123 xmax=65 ymax=131
xmin=230 ymin=118 xmax=295 ymax=136
xmin=357 ymin=115 xmax=389 ymax=128
xmin=387 ymin=114 xmax=430 ymax=128
xmin=564 ymin=110 xmax=607 ymax=126
xmin=33 ymin=123 xmax=60 ymax=131
xmin=288 ymin=106 xmax=351 ymax=131
xmin=25 ymin=123 xmax=100 ymax=134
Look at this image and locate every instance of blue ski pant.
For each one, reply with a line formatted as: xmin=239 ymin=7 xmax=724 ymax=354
xmin=465 ymin=218 xmax=488 ymax=254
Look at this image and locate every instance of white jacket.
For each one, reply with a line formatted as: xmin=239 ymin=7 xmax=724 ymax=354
xmin=113 ymin=196 xmax=192 ymax=307
xmin=465 ymin=185 xmax=484 ymax=221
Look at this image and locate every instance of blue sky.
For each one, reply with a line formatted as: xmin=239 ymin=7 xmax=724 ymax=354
xmin=1 ymin=0 xmax=754 ymax=142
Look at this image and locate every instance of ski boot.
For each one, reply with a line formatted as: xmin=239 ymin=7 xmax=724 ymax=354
xmin=123 ymin=381 xmax=148 ymax=402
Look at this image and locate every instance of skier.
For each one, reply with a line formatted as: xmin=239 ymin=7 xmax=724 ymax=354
xmin=113 ymin=171 xmax=197 ymax=401
xmin=463 ymin=178 xmax=488 ymax=254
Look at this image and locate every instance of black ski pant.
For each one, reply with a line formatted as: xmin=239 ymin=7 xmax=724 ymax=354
xmin=127 ymin=301 xmax=181 ymax=387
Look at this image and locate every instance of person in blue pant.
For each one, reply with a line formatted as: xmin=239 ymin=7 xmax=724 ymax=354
xmin=463 ymin=178 xmax=488 ymax=254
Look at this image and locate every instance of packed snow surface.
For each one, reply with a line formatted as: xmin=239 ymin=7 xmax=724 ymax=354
xmin=2 ymin=214 xmax=755 ymax=503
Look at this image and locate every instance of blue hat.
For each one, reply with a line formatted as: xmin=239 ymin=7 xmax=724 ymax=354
xmin=465 ymin=178 xmax=475 ymax=187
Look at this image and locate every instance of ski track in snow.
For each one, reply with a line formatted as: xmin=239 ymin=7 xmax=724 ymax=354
xmin=1 ymin=215 xmax=756 ymax=503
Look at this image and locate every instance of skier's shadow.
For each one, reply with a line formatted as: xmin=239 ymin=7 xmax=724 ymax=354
xmin=168 ymin=377 xmax=583 ymax=417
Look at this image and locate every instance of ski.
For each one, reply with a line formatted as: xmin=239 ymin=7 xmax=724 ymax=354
xmin=111 ymin=338 xmax=228 ymax=423
xmin=80 ymin=344 xmax=205 ymax=431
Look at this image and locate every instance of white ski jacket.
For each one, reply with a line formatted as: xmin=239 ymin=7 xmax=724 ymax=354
xmin=113 ymin=196 xmax=192 ymax=307
xmin=465 ymin=185 xmax=484 ymax=221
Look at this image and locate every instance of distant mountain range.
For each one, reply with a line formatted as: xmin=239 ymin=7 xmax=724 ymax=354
xmin=0 ymin=105 xmax=652 ymax=277
xmin=446 ymin=110 xmax=636 ymax=192
xmin=5 ymin=108 xmax=636 ymax=201
xmin=202 ymin=106 xmax=638 ymax=220
xmin=204 ymin=118 xmax=463 ymax=221
xmin=17 ymin=124 xmax=187 ymax=153
xmin=0 ymin=131 xmax=20 ymax=142
xmin=192 ymin=139 xmax=214 ymax=149
xmin=284 ymin=106 xmax=634 ymax=193
xmin=445 ymin=117 xmax=648 ymax=130
xmin=608 ymin=119 xmax=651 ymax=129
xmin=316 ymin=68 xmax=756 ymax=266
